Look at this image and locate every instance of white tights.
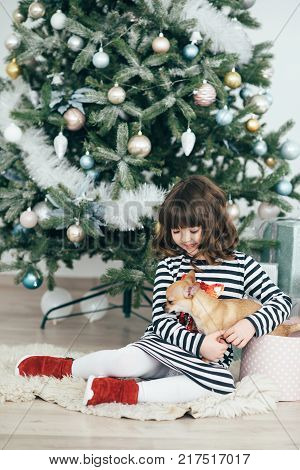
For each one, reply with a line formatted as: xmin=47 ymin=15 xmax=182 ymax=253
xmin=72 ymin=345 xmax=215 ymax=404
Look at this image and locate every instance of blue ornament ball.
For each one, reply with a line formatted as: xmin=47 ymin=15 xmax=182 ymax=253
xmin=239 ymin=85 xmax=254 ymax=101
xmin=12 ymin=223 xmax=29 ymax=237
xmin=280 ymin=140 xmax=300 ymax=160
xmin=182 ymin=43 xmax=199 ymax=60
xmin=87 ymin=169 xmax=100 ymax=181
xmin=253 ymin=140 xmax=268 ymax=156
xmin=80 ymin=153 xmax=94 ymax=170
xmin=274 ymin=179 xmax=293 ymax=196
xmin=22 ymin=269 xmax=43 ymax=289
xmin=216 ymin=108 xmax=233 ymax=126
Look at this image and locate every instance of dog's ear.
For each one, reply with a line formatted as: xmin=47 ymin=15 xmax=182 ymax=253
xmin=185 ymin=270 xmax=196 ymax=283
xmin=183 ymin=283 xmax=200 ymax=298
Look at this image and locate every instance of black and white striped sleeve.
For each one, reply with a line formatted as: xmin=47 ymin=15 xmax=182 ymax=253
xmin=151 ymin=259 xmax=206 ymax=357
xmin=243 ymin=254 xmax=292 ymax=337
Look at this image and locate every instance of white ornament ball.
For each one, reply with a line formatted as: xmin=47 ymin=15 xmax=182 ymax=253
xmin=28 ymin=1 xmax=46 ymax=19
xmin=20 ymin=209 xmax=38 ymax=228
xmin=128 ymin=133 xmax=152 ymax=158
xmin=240 ymin=0 xmax=256 ymax=9
xmin=41 ymin=287 xmax=73 ymax=320
xmin=216 ymin=107 xmax=234 ymax=126
xmin=250 ymin=94 xmax=270 ymax=114
xmin=92 ymin=48 xmax=110 ymax=68
xmin=253 ymin=139 xmax=268 ymax=156
xmin=107 ymin=85 xmax=126 ymax=104
xmin=5 ymin=34 xmax=21 ymax=51
xmin=80 ymin=291 xmax=109 ymax=323
xmin=67 ymin=224 xmax=85 ymax=242
xmin=181 ymin=128 xmax=196 ymax=156
xmin=280 ymin=140 xmax=300 ymax=160
xmin=152 ymin=33 xmax=170 ymax=53
xmin=33 ymin=202 xmax=52 ymax=223
xmin=226 ymin=202 xmax=240 ymax=220
xmin=67 ymin=35 xmax=84 ymax=52
xmin=3 ymin=123 xmax=23 ymax=143
xmin=258 ymin=202 xmax=281 ymax=220
xmin=50 ymin=10 xmax=67 ymax=30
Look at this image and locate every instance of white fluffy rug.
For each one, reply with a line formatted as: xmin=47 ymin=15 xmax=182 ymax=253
xmin=0 ymin=344 xmax=280 ymax=421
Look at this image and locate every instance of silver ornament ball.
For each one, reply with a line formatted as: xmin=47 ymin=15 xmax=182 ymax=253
xmin=280 ymin=140 xmax=300 ymax=160
xmin=216 ymin=107 xmax=234 ymax=126
xmin=12 ymin=9 xmax=25 ymax=23
xmin=80 ymin=152 xmax=94 ymax=170
xmin=92 ymin=48 xmax=110 ymax=68
xmin=33 ymin=202 xmax=52 ymax=223
xmin=107 ymin=85 xmax=126 ymax=104
xmin=274 ymin=179 xmax=293 ymax=196
xmin=258 ymin=202 xmax=281 ymax=220
xmin=250 ymin=94 xmax=270 ymax=114
xmin=67 ymin=35 xmax=84 ymax=52
xmin=240 ymin=0 xmax=256 ymax=9
xmin=50 ymin=10 xmax=67 ymax=30
xmin=67 ymin=224 xmax=85 ymax=243
xmin=28 ymin=1 xmax=46 ymax=19
xmin=253 ymin=139 xmax=268 ymax=156
xmin=182 ymin=43 xmax=199 ymax=60
xmin=128 ymin=133 xmax=152 ymax=158
xmin=5 ymin=34 xmax=21 ymax=51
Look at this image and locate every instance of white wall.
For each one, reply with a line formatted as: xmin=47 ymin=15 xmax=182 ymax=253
xmin=0 ymin=1 xmax=299 ymax=277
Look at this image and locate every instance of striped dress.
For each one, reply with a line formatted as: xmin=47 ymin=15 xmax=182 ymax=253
xmin=131 ymin=250 xmax=292 ymax=395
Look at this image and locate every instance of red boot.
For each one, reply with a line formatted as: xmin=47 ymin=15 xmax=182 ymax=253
xmin=83 ymin=376 xmax=139 ymax=406
xmin=15 ymin=355 xmax=73 ymax=379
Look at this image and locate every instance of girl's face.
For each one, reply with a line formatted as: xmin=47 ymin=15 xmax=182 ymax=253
xmin=171 ymin=226 xmax=201 ymax=256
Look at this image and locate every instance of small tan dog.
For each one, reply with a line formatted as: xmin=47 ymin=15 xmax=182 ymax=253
xmin=165 ymin=270 xmax=300 ymax=337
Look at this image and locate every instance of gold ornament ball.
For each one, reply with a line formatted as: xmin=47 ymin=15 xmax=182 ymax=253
xmin=107 ymin=85 xmax=126 ymax=104
xmin=264 ymin=156 xmax=277 ymax=168
xmin=12 ymin=9 xmax=25 ymax=23
xmin=6 ymin=58 xmax=21 ymax=80
xmin=152 ymin=34 xmax=170 ymax=53
xmin=63 ymin=108 xmax=86 ymax=131
xmin=67 ymin=224 xmax=85 ymax=243
xmin=128 ymin=133 xmax=152 ymax=158
xmin=224 ymin=70 xmax=242 ymax=89
xmin=28 ymin=1 xmax=46 ymax=19
xmin=245 ymin=117 xmax=260 ymax=132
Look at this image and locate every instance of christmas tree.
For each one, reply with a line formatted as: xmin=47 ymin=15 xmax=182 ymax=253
xmin=0 ymin=0 xmax=299 ymax=305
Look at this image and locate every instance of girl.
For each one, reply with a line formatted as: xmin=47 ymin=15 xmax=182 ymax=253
xmin=16 ymin=175 xmax=292 ymax=407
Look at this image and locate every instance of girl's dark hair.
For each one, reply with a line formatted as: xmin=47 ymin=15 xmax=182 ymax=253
xmin=152 ymin=175 xmax=239 ymax=267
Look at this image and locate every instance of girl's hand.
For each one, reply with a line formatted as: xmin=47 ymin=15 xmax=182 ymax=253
xmin=199 ymin=330 xmax=229 ymax=362
xmin=223 ymin=319 xmax=256 ymax=348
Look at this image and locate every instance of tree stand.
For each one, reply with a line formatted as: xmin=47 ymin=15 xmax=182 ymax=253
xmin=40 ymin=282 xmax=153 ymax=329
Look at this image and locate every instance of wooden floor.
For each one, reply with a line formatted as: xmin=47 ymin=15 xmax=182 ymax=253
xmin=0 ymin=275 xmax=299 ymax=450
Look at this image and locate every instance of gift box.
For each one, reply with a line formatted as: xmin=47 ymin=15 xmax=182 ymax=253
xmin=261 ymin=219 xmax=300 ymax=298
xmin=239 ymin=317 xmax=300 ymax=402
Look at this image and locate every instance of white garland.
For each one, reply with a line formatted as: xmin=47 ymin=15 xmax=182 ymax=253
xmin=148 ymin=0 xmax=253 ymax=64
xmin=0 ymin=79 xmax=166 ymax=231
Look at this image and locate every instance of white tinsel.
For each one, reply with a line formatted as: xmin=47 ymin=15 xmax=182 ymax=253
xmin=147 ymin=0 xmax=252 ymax=64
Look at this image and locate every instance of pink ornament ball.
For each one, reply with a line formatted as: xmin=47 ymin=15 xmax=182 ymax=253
xmin=20 ymin=209 xmax=38 ymax=228
xmin=194 ymin=83 xmax=217 ymax=107
xmin=63 ymin=107 xmax=86 ymax=131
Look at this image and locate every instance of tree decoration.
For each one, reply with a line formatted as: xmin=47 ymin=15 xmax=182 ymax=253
xmin=226 ymin=198 xmax=240 ymax=220
xmin=67 ymin=222 xmax=85 ymax=242
xmin=240 ymin=85 xmax=254 ymax=101
xmin=216 ymin=106 xmax=233 ymax=126
xmin=240 ymin=0 xmax=256 ymax=9
xmin=253 ymin=138 xmax=267 ymax=156
xmin=152 ymin=33 xmax=170 ymax=53
xmin=28 ymin=2 xmax=46 ymax=19
xmin=280 ymin=140 xmax=300 ymax=160
xmin=41 ymin=287 xmax=73 ymax=320
xmin=181 ymin=127 xmax=196 ymax=156
xmin=5 ymin=34 xmax=21 ymax=51
xmin=22 ymin=268 xmax=43 ymax=289
xmin=20 ymin=208 xmax=38 ymax=228
xmin=249 ymin=94 xmax=270 ymax=115
xmin=224 ymin=69 xmax=242 ymax=89
xmin=50 ymin=10 xmax=67 ymax=30
xmin=12 ymin=9 xmax=25 ymax=23
xmin=80 ymin=292 xmax=109 ymax=323
xmin=87 ymin=169 xmax=100 ymax=181
xmin=54 ymin=131 xmax=68 ymax=159
xmin=258 ymin=202 xmax=280 ymax=220
xmin=92 ymin=47 xmax=110 ymax=68
xmin=182 ymin=42 xmax=199 ymax=60
xmin=33 ymin=201 xmax=52 ymax=223
xmin=127 ymin=131 xmax=151 ymax=158
xmin=193 ymin=81 xmax=216 ymax=107
xmin=245 ymin=116 xmax=260 ymax=132
xmin=274 ymin=179 xmax=293 ymax=196
xmin=6 ymin=58 xmax=21 ymax=80
xmin=3 ymin=122 xmax=23 ymax=143
xmin=107 ymin=83 xmax=126 ymax=104
xmin=63 ymin=108 xmax=86 ymax=131
xmin=67 ymin=35 xmax=84 ymax=52
xmin=264 ymin=156 xmax=277 ymax=168
xmin=80 ymin=151 xmax=94 ymax=170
